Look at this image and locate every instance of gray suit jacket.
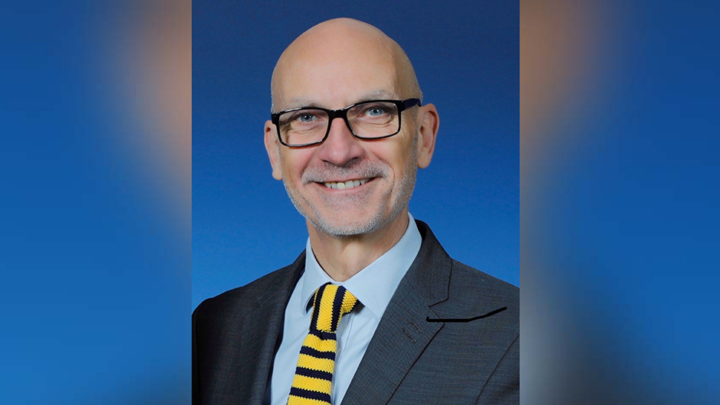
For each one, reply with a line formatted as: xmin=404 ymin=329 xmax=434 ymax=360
xmin=193 ymin=220 xmax=519 ymax=404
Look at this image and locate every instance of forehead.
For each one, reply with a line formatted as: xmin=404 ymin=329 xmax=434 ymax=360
xmin=274 ymin=41 xmax=401 ymax=110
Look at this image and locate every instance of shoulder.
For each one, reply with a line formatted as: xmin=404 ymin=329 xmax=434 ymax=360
xmin=449 ymin=259 xmax=519 ymax=309
xmin=193 ymin=253 xmax=305 ymax=326
xmin=439 ymin=258 xmax=519 ymax=345
xmin=412 ymin=219 xmax=518 ymax=328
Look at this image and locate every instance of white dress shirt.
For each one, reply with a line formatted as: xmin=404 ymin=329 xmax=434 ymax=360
xmin=266 ymin=213 xmax=422 ymax=405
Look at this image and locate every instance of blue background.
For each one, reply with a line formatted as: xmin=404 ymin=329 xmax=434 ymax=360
xmin=4 ymin=1 xmax=717 ymax=404
xmin=193 ymin=1 xmax=520 ymax=309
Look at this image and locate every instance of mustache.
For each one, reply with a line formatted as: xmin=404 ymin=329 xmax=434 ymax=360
xmin=302 ymin=160 xmax=388 ymax=184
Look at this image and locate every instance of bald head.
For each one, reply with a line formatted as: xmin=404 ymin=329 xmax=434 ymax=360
xmin=271 ymin=18 xmax=422 ymax=112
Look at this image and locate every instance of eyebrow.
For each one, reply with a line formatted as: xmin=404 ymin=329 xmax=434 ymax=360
xmin=281 ymin=90 xmax=398 ymax=111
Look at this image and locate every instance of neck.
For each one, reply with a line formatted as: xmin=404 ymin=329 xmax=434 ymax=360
xmin=307 ymin=209 xmax=410 ymax=282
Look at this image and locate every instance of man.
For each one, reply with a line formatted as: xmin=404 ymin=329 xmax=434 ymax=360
xmin=193 ymin=18 xmax=518 ymax=405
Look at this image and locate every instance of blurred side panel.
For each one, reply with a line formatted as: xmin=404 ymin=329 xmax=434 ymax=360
xmin=522 ymin=1 xmax=719 ymax=405
xmin=0 ymin=0 xmax=190 ymax=403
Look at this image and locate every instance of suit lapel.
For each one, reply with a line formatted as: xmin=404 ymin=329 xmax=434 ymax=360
xmin=341 ymin=221 xmax=452 ymax=405
xmin=236 ymin=252 xmax=306 ymax=405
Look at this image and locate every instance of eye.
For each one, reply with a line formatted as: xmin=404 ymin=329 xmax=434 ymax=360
xmin=360 ymin=104 xmax=392 ymax=118
xmin=296 ymin=113 xmax=317 ymax=123
xmin=367 ymin=107 xmax=386 ymax=116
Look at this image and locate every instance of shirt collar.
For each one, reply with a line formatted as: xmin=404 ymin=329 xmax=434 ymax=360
xmin=300 ymin=212 xmax=422 ymax=320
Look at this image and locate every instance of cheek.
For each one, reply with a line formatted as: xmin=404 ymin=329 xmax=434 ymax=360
xmin=373 ymin=146 xmax=412 ymax=183
xmin=280 ymin=151 xmax=314 ymax=181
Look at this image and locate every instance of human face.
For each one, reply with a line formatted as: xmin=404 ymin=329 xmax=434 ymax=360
xmin=265 ymin=50 xmax=421 ymax=237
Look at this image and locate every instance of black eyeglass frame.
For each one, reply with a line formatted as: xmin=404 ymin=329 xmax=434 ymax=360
xmin=270 ymin=98 xmax=422 ymax=147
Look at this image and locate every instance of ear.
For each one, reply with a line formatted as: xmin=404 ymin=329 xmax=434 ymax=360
xmin=264 ymin=120 xmax=283 ymax=180
xmin=415 ymin=103 xmax=439 ymax=169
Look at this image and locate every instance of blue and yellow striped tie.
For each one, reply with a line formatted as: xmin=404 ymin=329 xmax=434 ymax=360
xmin=288 ymin=283 xmax=358 ymax=405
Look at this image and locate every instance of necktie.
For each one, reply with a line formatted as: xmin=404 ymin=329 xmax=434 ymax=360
xmin=288 ymin=283 xmax=358 ymax=405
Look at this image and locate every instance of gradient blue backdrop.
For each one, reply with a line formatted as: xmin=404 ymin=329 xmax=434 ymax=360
xmin=3 ymin=1 xmax=720 ymax=404
xmin=193 ymin=1 xmax=519 ymax=309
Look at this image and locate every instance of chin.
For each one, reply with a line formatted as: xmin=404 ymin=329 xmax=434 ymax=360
xmin=309 ymin=202 xmax=408 ymax=237
xmin=309 ymin=215 xmax=383 ymax=237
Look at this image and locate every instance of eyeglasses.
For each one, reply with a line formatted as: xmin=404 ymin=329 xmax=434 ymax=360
xmin=271 ymin=98 xmax=422 ymax=147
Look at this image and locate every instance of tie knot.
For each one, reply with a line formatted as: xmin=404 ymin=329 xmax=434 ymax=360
xmin=309 ymin=283 xmax=358 ymax=333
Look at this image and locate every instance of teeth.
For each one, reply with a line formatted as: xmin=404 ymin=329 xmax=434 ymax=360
xmin=323 ymin=178 xmax=370 ymax=190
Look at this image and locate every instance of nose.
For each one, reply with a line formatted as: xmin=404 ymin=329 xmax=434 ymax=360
xmin=317 ymin=117 xmax=366 ymax=166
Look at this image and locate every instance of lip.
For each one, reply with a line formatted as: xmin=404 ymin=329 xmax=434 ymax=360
xmin=321 ymin=177 xmax=370 ymax=183
xmin=314 ymin=177 xmax=378 ymax=191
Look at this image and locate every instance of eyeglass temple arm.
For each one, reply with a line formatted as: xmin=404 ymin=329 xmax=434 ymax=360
xmin=401 ymin=98 xmax=422 ymax=111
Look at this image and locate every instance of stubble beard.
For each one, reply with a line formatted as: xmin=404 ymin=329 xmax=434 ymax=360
xmin=282 ymin=136 xmax=419 ymax=237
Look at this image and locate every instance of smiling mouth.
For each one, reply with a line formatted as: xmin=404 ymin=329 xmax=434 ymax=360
xmin=320 ymin=178 xmax=373 ymax=190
